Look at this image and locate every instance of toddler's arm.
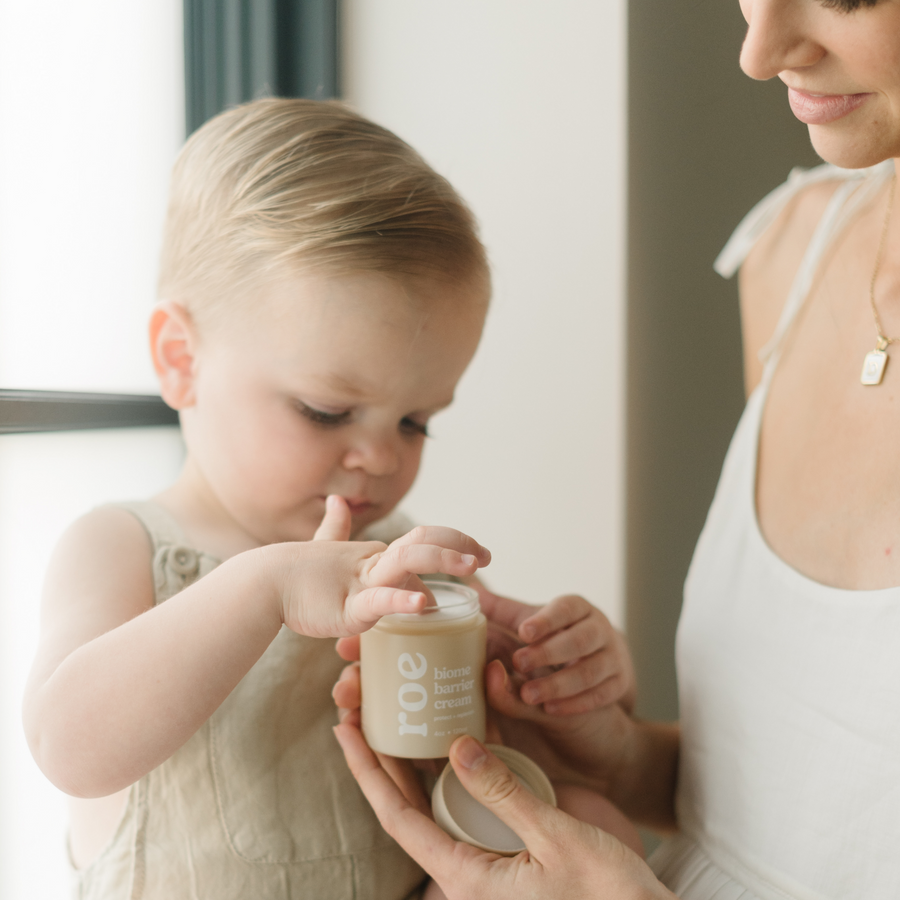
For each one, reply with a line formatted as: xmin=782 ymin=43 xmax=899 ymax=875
xmin=23 ymin=501 xmax=489 ymax=800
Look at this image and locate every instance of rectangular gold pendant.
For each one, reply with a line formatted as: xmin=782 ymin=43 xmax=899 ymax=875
xmin=861 ymin=348 xmax=888 ymax=385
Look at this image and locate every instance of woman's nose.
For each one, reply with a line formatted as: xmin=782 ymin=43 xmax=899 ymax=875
xmin=739 ymin=0 xmax=825 ymax=82
xmin=342 ymin=435 xmax=401 ymax=477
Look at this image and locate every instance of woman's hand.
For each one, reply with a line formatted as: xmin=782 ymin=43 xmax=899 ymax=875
xmin=334 ymin=726 xmax=677 ymax=900
xmin=274 ymin=496 xmax=491 ymax=638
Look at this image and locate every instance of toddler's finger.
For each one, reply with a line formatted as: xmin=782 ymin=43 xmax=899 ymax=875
xmin=313 ymin=495 xmax=353 ymax=541
xmin=370 ymin=544 xmax=483 ymax=585
xmin=543 ymin=679 xmax=631 ymax=717
xmin=391 ymin=526 xmax=491 ymax=566
xmin=346 ymin=586 xmax=428 ymax=629
xmin=519 ymin=654 xmax=623 ymax=707
xmin=517 ymin=594 xmax=594 ymax=644
xmin=513 ymin=614 xmax=606 ymax=673
xmin=478 ymin=590 xmax=539 ymax=636
xmin=336 ymin=635 xmax=361 ymax=661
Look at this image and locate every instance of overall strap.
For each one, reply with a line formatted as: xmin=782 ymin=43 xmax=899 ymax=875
xmin=111 ymin=500 xmax=189 ymax=554
xmin=107 ymin=501 xmax=220 ymax=604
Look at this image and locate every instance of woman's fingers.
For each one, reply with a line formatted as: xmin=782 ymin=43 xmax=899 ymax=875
xmin=375 ymin=750 xmax=432 ymax=816
xmin=484 ymin=659 xmax=548 ymax=724
xmin=447 ymin=736 xmax=559 ymax=858
xmin=332 ymin=662 xmax=361 ymax=712
xmin=333 ymin=724 xmax=476 ymax=884
xmin=313 ymin=495 xmax=353 ymax=541
xmin=335 ymin=635 xmax=361 ymax=661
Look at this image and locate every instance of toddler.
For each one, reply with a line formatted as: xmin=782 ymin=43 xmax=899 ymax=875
xmin=23 ymin=98 xmax=638 ymax=900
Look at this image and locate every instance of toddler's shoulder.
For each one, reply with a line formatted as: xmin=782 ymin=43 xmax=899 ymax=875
xmin=43 ymin=506 xmax=156 ymax=622
xmin=28 ymin=507 xmax=156 ymax=703
xmin=51 ymin=505 xmax=153 ymax=569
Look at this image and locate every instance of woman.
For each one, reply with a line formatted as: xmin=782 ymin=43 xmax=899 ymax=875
xmin=335 ymin=1 xmax=900 ymax=896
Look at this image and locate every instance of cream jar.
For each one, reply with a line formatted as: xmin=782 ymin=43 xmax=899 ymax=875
xmin=360 ymin=581 xmax=486 ymax=759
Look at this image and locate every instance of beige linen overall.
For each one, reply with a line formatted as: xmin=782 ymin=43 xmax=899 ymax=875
xmin=72 ymin=501 xmax=426 ymax=900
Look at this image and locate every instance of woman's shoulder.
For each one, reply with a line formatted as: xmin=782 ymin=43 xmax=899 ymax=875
xmin=739 ymin=177 xmax=840 ymax=351
xmin=716 ymin=164 xmax=867 ymax=279
xmin=727 ymin=164 xmax=882 ymax=391
xmin=741 ymin=171 xmax=845 ymax=292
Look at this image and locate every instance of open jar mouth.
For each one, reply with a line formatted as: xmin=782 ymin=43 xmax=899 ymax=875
xmin=386 ymin=580 xmax=480 ymax=622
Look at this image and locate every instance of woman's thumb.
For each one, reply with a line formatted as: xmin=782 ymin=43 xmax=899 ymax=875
xmin=448 ymin=737 xmax=556 ymax=855
xmin=314 ymin=495 xmax=353 ymax=541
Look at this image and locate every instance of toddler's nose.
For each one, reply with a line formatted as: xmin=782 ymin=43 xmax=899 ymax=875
xmin=342 ymin=437 xmax=401 ymax=477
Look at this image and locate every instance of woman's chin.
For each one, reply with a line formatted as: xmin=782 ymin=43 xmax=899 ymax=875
xmin=806 ymin=124 xmax=900 ymax=170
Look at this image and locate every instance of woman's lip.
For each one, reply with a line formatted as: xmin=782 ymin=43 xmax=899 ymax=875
xmin=787 ymin=88 xmax=871 ymax=125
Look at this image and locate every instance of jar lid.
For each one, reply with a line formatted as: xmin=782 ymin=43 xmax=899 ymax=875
xmin=431 ymin=745 xmax=556 ymax=855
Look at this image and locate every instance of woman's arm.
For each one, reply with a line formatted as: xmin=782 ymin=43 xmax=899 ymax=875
xmin=23 ymin=503 xmax=489 ymax=799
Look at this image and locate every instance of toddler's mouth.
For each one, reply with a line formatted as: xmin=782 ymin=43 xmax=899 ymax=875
xmin=321 ymin=495 xmax=373 ymax=515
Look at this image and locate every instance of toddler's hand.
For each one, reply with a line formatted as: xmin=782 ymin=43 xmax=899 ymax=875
xmin=481 ymin=591 xmax=636 ymax=717
xmin=272 ymin=496 xmax=491 ymax=640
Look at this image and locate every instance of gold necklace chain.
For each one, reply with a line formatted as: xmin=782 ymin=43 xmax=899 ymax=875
xmin=861 ymin=171 xmax=899 ymax=385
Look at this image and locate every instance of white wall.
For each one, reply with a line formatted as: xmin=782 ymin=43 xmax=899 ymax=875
xmin=0 ymin=2 xmax=185 ymax=896
xmin=343 ymin=1 xmax=627 ymax=623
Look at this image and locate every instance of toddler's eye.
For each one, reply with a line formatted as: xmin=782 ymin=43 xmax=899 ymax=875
xmin=296 ymin=401 xmax=352 ymax=427
xmin=400 ymin=417 xmax=430 ymax=438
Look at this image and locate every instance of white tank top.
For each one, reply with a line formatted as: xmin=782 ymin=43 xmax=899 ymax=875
xmin=650 ymin=161 xmax=900 ymax=900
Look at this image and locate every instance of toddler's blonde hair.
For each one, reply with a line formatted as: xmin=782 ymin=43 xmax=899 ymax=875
xmin=158 ymin=98 xmax=489 ymax=325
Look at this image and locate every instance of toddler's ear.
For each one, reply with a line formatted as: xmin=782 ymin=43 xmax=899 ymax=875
xmin=149 ymin=301 xmax=198 ymax=410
